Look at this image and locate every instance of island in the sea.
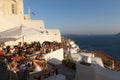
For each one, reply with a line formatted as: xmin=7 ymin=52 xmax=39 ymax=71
xmin=115 ymin=32 xmax=120 ymax=36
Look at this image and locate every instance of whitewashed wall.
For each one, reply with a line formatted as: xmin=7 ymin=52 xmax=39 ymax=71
xmin=75 ymin=63 xmax=95 ymax=80
xmin=91 ymin=57 xmax=104 ymax=67
xmin=75 ymin=62 xmax=120 ymax=80
xmin=23 ymin=20 xmax=45 ymax=29
xmin=93 ymin=64 xmax=120 ymax=80
xmin=44 ymin=48 xmax=64 ymax=64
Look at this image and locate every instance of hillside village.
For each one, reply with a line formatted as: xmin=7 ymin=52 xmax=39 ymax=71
xmin=0 ymin=0 xmax=120 ymax=80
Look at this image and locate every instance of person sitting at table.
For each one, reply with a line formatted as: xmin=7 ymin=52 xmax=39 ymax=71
xmin=19 ymin=51 xmax=26 ymax=60
xmin=11 ymin=54 xmax=21 ymax=62
xmin=9 ymin=61 xmax=20 ymax=73
xmin=32 ymin=59 xmax=47 ymax=72
xmin=32 ymin=59 xmax=42 ymax=72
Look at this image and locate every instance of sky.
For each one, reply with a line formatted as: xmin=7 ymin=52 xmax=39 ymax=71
xmin=24 ymin=0 xmax=120 ymax=35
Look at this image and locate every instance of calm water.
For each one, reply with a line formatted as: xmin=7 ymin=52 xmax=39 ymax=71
xmin=64 ymin=35 xmax=120 ymax=60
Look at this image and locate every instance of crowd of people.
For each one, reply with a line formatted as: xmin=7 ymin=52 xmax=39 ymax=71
xmin=0 ymin=41 xmax=62 ymax=80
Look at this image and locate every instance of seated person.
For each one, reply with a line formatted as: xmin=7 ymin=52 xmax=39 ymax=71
xmin=32 ymin=60 xmax=42 ymax=72
xmin=9 ymin=61 xmax=20 ymax=73
xmin=11 ymin=54 xmax=21 ymax=62
xmin=32 ymin=59 xmax=47 ymax=72
xmin=19 ymin=51 xmax=26 ymax=60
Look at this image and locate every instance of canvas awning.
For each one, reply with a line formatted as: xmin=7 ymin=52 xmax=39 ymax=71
xmin=0 ymin=25 xmax=44 ymax=42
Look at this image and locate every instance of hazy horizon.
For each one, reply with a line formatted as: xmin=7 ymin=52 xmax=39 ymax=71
xmin=62 ymin=33 xmax=118 ymax=36
xmin=24 ymin=0 xmax=120 ymax=35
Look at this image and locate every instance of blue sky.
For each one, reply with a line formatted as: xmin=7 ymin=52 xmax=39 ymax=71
xmin=24 ymin=0 xmax=120 ymax=35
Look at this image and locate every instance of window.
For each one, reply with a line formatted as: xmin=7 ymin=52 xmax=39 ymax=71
xmin=11 ymin=0 xmax=17 ymax=14
xmin=11 ymin=4 xmax=15 ymax=14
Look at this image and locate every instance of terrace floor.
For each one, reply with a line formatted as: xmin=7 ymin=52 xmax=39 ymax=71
xmin=57 ymin=64 xmax=76 ymax=80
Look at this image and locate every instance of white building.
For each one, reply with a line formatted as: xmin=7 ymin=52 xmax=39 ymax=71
xmin=71 ymin=52 xmax=104 ymax=67
xmin=0 ymin=0 xmax=61 ymax=43
xmin=68 ymin=45 xmax=120 ymax=80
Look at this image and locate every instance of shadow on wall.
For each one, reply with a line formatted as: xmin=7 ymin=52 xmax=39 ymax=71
xmin=0 ymin=38 xmax=17 ymax=42
xmin=47 ymin=58 xmax=62 ymax=64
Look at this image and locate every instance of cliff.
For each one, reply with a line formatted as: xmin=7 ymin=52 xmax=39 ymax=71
xmin=62 ymin=36 xmax=120 ymax=71
xmin=93 ymin=50 xmax=120 ymax=71
xmin=116 ymin=33 xmax=120 ymax=36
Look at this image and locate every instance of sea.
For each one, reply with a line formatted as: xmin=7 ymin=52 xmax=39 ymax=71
xmin=64 ymin=35 xmax=120 ymax=60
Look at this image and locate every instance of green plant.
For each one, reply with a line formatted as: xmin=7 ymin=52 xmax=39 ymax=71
xmin=62 ymin=59 xmax=76 ymax=70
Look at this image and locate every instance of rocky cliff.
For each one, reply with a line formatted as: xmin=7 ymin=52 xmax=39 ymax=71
xmin=61 ymin=36 xmax=120 ymax=71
